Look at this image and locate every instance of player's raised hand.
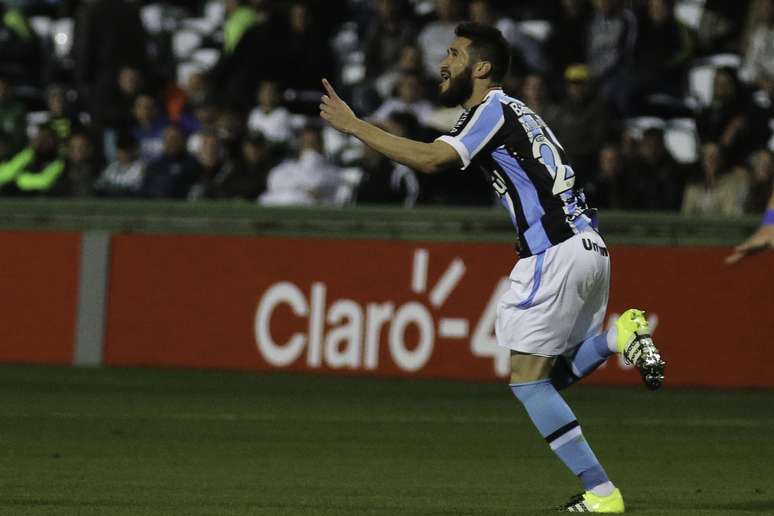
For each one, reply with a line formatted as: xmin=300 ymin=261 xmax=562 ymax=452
xmin=320 ymin=78 xmax=358 ymax=134
xmin=725 ymin=224 xmax=774 ymax=264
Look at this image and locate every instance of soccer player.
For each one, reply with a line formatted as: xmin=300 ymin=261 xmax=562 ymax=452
xmin=320 ymin=22 xmax=665 ymax=513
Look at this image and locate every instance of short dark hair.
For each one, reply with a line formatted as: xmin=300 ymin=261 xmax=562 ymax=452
xmin=454 ymin=22 xmax=510 ymax=83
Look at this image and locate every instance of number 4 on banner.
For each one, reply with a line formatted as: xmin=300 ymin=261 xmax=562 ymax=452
xmin=471 ymin=277 xmax=511 ymax=377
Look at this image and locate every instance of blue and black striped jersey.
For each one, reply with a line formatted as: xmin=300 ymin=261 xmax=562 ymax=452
xmin=437 ymin=88 xmax=594 ymax=257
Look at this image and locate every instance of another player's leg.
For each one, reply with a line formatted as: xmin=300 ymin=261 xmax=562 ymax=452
xmin=509 ymin=353 xmax=625 ymax=513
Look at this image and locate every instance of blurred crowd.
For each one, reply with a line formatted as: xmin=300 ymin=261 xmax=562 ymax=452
xmin=1 ymin=0 xmax=773 ymax=215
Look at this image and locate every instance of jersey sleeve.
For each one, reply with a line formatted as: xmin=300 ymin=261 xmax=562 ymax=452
xmin=435 ymin=98 xmax=505 ymax=169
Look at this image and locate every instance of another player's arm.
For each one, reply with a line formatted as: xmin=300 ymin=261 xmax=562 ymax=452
xmin=319 ymin=79 xmax=459 ymax=173
xmin=725 ymin=189 xmax=774 ymax=264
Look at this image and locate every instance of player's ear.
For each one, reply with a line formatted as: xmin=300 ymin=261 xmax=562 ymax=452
xmin=473 ymin=61 xmax=492 ymax=80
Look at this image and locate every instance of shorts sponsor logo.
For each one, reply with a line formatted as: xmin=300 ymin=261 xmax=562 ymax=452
xmin=582 ymin=238 xmax=609 ymax=257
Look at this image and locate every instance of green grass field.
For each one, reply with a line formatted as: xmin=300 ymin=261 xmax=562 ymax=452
xmin=1 ymin=365 xmax=772 ymax=515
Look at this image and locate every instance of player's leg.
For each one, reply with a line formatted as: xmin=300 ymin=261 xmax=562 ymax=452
xmin=498 ymin=239 xmax=624 ymax=512
xmin=509 ymin=353 xmax=624 ymax=512
xmin=550 ymin=254 xmax=613 ymax=391
xmin=551 ymin=310 xmax=666 ymax=391
xmin=550 ymin=238 xmax=665 ymax=391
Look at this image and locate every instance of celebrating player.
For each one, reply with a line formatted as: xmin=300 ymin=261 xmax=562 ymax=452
xmin=320 ymin=22 xmax=665 ymax=513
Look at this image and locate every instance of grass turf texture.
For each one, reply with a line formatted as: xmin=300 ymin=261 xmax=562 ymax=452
xmin=1 ymin=366 xmax=772 ymax=515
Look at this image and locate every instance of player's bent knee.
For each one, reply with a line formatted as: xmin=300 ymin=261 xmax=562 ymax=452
xmin=509 ymin=352 xmax=556 ymax=384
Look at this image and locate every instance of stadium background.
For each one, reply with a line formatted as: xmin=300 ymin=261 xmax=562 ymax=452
xmin=1 ymin=1 xmax=773 ymax=515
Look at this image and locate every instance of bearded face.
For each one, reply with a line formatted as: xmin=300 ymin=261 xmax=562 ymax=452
xmin=438 ymin=65 xmax=474 ymax=108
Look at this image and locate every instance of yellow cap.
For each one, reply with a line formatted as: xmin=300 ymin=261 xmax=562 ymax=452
xmin=565 ymin=64 xmax=589 ymax=83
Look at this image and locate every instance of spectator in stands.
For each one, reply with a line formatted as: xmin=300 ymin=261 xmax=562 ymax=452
xmin=210 ymin=129 xmax=275 ymax=200
xmin=208 ymin=0 xmax=276 ymax=110
xmin=215 ymin=108 xmax=246 ymax=163
xmin=259 ymin=124 xmax=340 ymax=206
xmin=167 ymin=71 xmax=208 ymax=137
xmin=132 ymin=94 xmax=167 ymax=162
xmin=46 ymin=85 xmax=82 ymax=149
xmin=624 ymin=127 xmax=686 ymax=211
xmin=586 ymin=0 xmax=638 ymax=116
xmin=91 ymin=67 xmax=145 ymax=135
xmin=94 ymin=131 xmax=145 ymax=197
xmin=418 ymin=0 xmax=465 ymax=78
xmin=545 ymin=0 xmax=591 ymax=87
xmin=279 ymin=3 xmax=335 ymax=94
xmin=186 ymin=98 xmax=221 ymax=156
xmin=0 ymin=4 xmax=41 ymax=84
xmin=141 ymin=125 xmax=200 ymax=199
xmin=353 ymin=116 xmax=419 ymax=207
xmin=745 ymin=147 xmax=774 ymax=213
xmin=0 ymin=76 xmax=27 ymax=157
xmin=695 ymin=67 xmax=771 ymax=166
xmin=696 ymin=0 xmax=751 ymax=56
xmin=188 ymin=129 xmax=235 ymax=200
xmin=586 ymin=144 xmax=625 ymax=210
xmin=371 ymin=72 xmax=434 ymax=126
xmin=0 ymin=125 xmax=64 ymax=197
xmin=74 ymin=0 xmax=149 ymax=125
xmin=543 ymin=64 xmax=613 ymax=184
xmin=521 ymin=73 xmax=557 ymax=119
xmin=373 ymin=43 xmax=426 ymax=101
xmin=247 ymin=80 xmax=292 ymax=145
xmin=469 ymin=0 xmax=547 ymax=74
xmin=682 ymin=142 xmax=750 ymax=215
xmin=363 ymin=0 xmax=418 ymax=81
xmin=629 ymin=0 xmax=694 ymax=111
xmin=740 ymin=0 xmax=774 ymax=96
xmin=56 ymin=132 xmax=99 ymax=197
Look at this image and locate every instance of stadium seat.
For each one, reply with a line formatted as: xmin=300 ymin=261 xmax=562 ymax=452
xmin=664 ymin=118 xmax=699 ymax=163
xmin=176 ymin=61 xmax=205 ymax=86
xmin=51 ymin=18 xmax=74 ymax=59
xmin=172 ymin=30 xmax=203 ymax=60
xmin=341 ymin=51 xmax=366 ymax=86
xmin=674 ymin=0 xmax=705 ymax=31
xmin=191 ymin=48 xmax=220 ymax=70
xmin=140 ymin=4 xmax=164 ymax=34
xmin=624 ymin=117 xmax=666 ymax=138
xmin=515 ymin=20 xmax=552 ymax=42
xmin=26 ymin=111 xmax=50 ymax=138
xmin=29 ymin=16 xmax=52 ymax=39
xmin=687 ymin=54 xmax=742 ymax=108
xmin=334 ymin=167 xmax=364 ymax=206
xmin=205 ymin=1 xmax=225 ymax=25
xmin=181 ymin=17 xmax=218 ymax=36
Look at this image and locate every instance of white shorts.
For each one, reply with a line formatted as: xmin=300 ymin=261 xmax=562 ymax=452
xmin=495 ymin=229 xmax=610 ymax=357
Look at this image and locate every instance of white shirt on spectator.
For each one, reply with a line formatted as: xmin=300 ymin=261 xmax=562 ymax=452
xmin=94 ymin=160 xmax=145 ymax=194
xmin=247 ymin=107 xmax=292 ymax=144
xmin=259 ymin=149 xmax=340 ymax=206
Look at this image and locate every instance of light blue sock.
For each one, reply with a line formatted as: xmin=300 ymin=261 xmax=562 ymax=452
xmin=511 ymin=380 xmax=610 ymax=491
xmin=570 ymin=333 xmax=614 ymax=378
xmin=550 ymin=333 xmax=614 ymax=390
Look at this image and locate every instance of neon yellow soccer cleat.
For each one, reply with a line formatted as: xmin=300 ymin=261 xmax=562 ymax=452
xmin=616 ymin=309 xmax=666 ymax=390
xmin=560 ymin=488 xmax=625 ymax=512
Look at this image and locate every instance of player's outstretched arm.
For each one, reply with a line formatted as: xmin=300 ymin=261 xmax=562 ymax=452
xmin=725 ymin=189 xmax=774 ymax=264
xmin=319 ymin=78 xmax=459 ymax=173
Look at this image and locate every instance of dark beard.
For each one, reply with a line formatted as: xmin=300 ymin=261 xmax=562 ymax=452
xmin=438 ymin=68 xmax=473 ymax=107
